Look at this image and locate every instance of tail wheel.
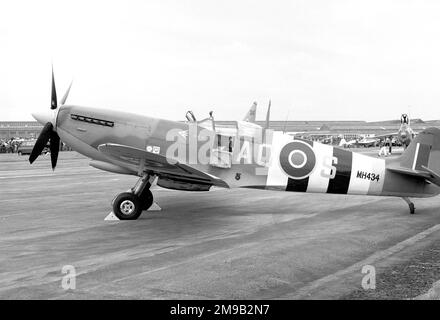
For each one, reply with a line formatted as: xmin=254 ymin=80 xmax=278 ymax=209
xmin=113 ymin=192 xmax=142 ymax=220
xmin=140 ymin=188 xmax=154 ymax=211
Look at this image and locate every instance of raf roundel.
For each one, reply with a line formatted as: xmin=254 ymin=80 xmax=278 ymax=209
xmin=279 ymin=140 xmax=316 ymax=180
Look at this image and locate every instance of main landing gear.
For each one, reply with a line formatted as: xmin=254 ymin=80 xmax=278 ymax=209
xmin=112 ymin=174 xmax=157 ymax=220
xmin=402 ymin=197 xmax=415 ymax=214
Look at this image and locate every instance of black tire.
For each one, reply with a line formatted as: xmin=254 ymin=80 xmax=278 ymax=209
xmin=140 ymin=188 xmax=154 ymax=211
xmin=112 ymin=192 xmax=142 ymax=220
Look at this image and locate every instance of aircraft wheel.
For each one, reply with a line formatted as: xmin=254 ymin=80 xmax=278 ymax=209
xmin=140 ymin=188 xmax=154 ymax=211
xmin=113 ymin=192 xmax=142 ymax=220
xmin=409 ymin=203 xmax=415 ymax=214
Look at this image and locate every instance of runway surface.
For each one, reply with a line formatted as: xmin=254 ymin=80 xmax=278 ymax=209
xmin=0 ymin=150 xmax=439 ymax=299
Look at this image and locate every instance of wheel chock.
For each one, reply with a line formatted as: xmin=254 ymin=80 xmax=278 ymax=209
xmin=146 ymin=202 xmax=162 ymax=212
xmin=104 ymin=211 xmax=120 ymax=221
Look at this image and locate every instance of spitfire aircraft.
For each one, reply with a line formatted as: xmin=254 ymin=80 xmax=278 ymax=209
xmin=30 ymin=70 xmax=440 ymax=219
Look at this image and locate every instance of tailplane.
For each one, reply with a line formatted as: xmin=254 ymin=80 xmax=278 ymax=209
xmin=388 ymin=127 xmax=440 ymax=186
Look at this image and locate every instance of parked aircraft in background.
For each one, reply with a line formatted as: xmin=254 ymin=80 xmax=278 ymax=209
xmin=339 ymin=137 xmax=378 ymax=148
xmin=29 ymin=69 xmax=440 ymax=219
xmin=370 ymin=114 xmax=415 ymax=148
xmin=291 ymin=114 xmax=416 ymax=148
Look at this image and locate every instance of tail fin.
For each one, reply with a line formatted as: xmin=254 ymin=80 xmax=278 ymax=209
xmin=399 ymin=127 xmax=440 ymax=172
xmin=243 ymin=101 xmax=257 ymax=122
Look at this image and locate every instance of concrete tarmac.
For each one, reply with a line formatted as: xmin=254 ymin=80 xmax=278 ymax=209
xmin=0 ymin=151 xmax=439 ymax=299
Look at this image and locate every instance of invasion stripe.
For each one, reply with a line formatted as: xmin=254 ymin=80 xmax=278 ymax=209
xmin=306 ymin=142 xmax=333 ymax=193
xmin=326 ymin=147 xmax=352 ymax=194
xmin=286 ymin=178 xmax=309 ymax=192
xmin=266 ymin=132 xmax=293 ymax=188
xmin=415 ymin=143 xmax=431 ymax=170
xmin=286 ymin=139 xmax=312 ymax=192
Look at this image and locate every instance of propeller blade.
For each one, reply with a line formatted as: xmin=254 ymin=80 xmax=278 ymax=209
xmin=51 ymin=66 xmax=57 ymax=109
xmin=50 ymin=131 xmax=60 ymax=170
xmin=265 ymin=100 xmax=271 ymax=130
xmin=29 ymin=122 xmax=53 ymax=164
xmin=60 ymin=80 xmax=73 ymax=105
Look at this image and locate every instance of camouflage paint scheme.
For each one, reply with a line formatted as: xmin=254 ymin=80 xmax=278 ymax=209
xmin=54 ymin=105 xmax=440 ymax=200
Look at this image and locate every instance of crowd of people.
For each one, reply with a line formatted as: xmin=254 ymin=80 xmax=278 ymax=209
xmin=377 ymin=137 xmax=393 ymax=157
xmin=0 ymin=137 xmax=72 ymax=153
xmin=0 ymin=138 xmax=21 ymax=153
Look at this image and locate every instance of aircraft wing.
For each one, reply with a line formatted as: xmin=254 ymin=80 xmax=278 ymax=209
xmin=370 ymin=132 xmax=399 ymax=140
xmin=387 ymin=165 xmax=440 ymax=187
xmin=98 ymin=143 xmax=229 ymax=188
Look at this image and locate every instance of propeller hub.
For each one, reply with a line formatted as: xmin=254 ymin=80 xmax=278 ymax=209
xmin=32 ymin=110 xmax=56 ymax=127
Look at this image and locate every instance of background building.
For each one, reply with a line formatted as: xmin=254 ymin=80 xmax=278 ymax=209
xmin=0 ymin=121 xmax=43 ymax=140
xmin=1 ymin=119 xmax=439 ymax=141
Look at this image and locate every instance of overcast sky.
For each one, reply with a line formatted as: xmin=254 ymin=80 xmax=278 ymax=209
xmin=2 ymin=0 xmax=440 ymax=122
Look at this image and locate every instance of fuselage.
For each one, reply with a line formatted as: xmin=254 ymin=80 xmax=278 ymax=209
xmin=51 ymin=105 xmax=440 ymax=199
